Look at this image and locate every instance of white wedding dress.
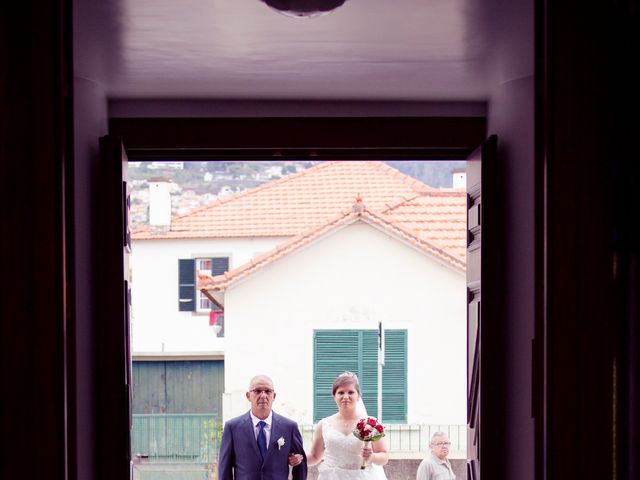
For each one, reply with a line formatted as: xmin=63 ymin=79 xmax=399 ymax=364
xmin=316 ymin=418 xmax=388 ymax=480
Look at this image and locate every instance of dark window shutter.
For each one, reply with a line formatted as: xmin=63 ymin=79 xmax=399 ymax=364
xmin=178 ymin=259 xmax=195 ymax=311
xmin=211 ymin=257 xmax=229 ymax=276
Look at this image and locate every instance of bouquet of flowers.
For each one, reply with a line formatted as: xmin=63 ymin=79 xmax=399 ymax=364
xmin=352 ymin=417 xmax=385 ymax=469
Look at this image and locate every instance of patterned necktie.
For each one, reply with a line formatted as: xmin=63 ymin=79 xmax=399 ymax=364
xmin=257 ymin=421 xmax=268 ymax=460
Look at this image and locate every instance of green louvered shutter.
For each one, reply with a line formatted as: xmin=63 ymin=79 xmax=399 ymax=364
xmin=381 ymin=329 xmax=407 ymax=422
xmin=313 ymin=329 xmax=407 ymax=423
xmin=178 ymin=259 xmax=195 ymax=311
xmin=313 ymin=330 xmax=360 ymax=421
xmin=361 ymin=330 xmax=379 ymax=418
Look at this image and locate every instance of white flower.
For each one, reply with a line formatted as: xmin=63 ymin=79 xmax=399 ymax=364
xmin=277 ymin=436 xmax=285 ymax=450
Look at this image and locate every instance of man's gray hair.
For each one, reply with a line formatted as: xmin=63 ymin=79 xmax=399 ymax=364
xmin=430 ymin=431 xmax=448 ymax=444
xmin=248 ymin=374 xmax=274 ymax=389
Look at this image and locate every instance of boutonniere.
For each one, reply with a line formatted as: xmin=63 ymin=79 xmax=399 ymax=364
xmin=277 ymin=436 xmax=285 ymax=450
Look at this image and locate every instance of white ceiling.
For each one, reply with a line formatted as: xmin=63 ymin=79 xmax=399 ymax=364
xmin=81 ymin=0 xmax=491 ymax=101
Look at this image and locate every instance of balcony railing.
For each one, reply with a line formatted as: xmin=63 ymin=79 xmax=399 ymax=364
xmin=132 ymin=414 xmax=466 ymax=463
xmin=300 ymin=423 xmax=466 ymax=458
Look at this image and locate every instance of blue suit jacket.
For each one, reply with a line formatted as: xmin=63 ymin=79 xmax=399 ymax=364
xmin=218 ymin=411 xmax=307 ymax=480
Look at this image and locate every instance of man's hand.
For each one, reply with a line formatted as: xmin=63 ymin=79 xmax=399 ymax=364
xmin=288 ymin=453 xmax=304 ymax=466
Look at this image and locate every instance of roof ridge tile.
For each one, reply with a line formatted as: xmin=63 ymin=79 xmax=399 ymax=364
xmin=198 ymin=203 xmax=465 ymax=293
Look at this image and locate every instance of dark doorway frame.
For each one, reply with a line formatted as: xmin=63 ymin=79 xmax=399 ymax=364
xmin=109 ymin=116 xmax=486 ymax=161
xmin=103 ymin=115 xmax=488 ymax=478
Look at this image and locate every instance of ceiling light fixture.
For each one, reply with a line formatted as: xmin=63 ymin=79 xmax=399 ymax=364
xmin=260 ymin=0 xmax=348 ymax=18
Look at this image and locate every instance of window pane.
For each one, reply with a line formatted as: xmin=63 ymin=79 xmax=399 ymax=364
xmin=198 ymin=259 xmax=212 ymax=271
xmin=199 ymin=296 xmax=211 ymax=310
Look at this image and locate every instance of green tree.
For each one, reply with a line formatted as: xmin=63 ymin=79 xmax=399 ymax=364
xmin=201 ymin=419 xmax=223 ymax=478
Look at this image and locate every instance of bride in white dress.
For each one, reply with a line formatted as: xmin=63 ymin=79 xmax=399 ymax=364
xmin=296 ymin=371 xmax=389 ymax=479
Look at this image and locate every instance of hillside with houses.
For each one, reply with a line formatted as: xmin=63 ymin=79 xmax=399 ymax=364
xmin=128 ymin=160 xmax=465 ymax=230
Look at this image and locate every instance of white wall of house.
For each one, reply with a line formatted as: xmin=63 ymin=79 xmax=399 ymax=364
xmin=221 ymin=220 xmax=466 ymax=426
xmin=130 ymin=236 xmax=287 ymax=352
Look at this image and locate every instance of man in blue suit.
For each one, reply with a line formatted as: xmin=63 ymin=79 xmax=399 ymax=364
xmin=218 ymin=374 xmax=307 ymax=480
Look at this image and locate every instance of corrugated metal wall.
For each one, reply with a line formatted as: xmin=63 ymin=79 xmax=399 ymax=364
xmin=133 ymin=360 xmax=224 ymax=416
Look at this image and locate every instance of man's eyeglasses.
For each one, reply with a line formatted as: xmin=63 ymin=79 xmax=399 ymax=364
xmin=433 ymin=441 xmax=451 ymax=447
xmin=250 ymin=388 xmax=274 ymax=396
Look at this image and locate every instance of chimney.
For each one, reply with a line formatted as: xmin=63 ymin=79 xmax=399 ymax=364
xmin=452 ymin=168 xmax=466 ymax=189
xmin=148 ymin=178 xmax=172 ymax=233
xmin=352 ymin=193 xmax=365 ymax=213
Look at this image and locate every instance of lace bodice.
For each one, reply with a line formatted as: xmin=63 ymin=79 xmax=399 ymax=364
xmin=321 ymin=419 xmax=366 ymax=470
xmin=316 ymin=418 xmax=388 ymax=480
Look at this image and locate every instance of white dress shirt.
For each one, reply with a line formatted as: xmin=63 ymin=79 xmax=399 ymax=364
xmin=250 ymin=411 xmax=273 ymax=449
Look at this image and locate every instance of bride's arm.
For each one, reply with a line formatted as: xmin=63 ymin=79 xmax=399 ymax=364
xmin=304 ymin=422 xmax=325 ymax=466
xmin=366 ymin=438 xmax=389 ymax=466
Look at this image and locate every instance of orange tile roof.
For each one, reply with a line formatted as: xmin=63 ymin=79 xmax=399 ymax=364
xmin=381 ymin=190 xmax=467 ymax=264
xmin=132 ymin=161 xmax=436 ymax=239
xmin=198 ymin=204 xmax=465 ymax=297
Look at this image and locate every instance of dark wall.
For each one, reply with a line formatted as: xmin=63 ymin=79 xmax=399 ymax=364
xmin=0 ymin=0 xmax=70 ymax=479
xmin=71 ymin=76 xmax=109 ymax=480
xmin=482 ymin=0 xmax=536 ymax=476
xmin=543 ymin=0 xmax=640 ymax=478
xmin=486 ymin=74 xmax=537 ymax=479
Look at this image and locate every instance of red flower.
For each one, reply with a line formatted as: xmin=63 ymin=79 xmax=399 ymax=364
xmin=353 ymin=417 xmax=386 ymax=445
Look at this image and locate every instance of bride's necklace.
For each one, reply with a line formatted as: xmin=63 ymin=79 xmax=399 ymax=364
xmin=337 ymin=415 xmax=358 ymax=428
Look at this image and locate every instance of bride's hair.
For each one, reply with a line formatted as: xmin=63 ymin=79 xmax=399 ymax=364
xmin=332 ymin=371 xmax=361 ymax=395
